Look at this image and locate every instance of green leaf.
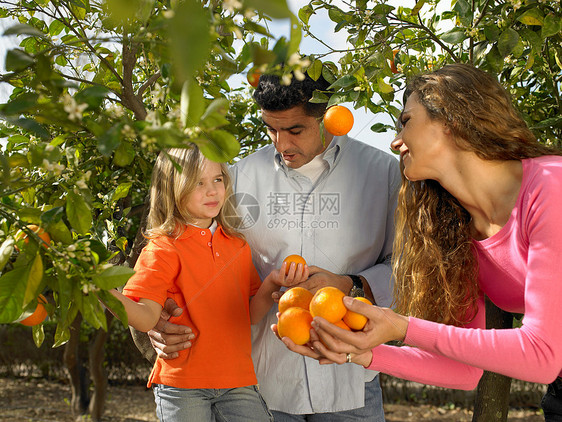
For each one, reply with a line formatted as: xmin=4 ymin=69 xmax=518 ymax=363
xmin=328 ymin=75 xmax=356 ymax=90
xmin=371 ymin=123 xmax=392 ymax=133
xmin=378 ymin=79 xmax=394 ymax=94
xmin=288 ymin=14 xmax=302 ymax=56
xmin=196 ymin=130 xmax=241 ymax=162
xmin=23 ymin=254 xmax=44 ymax=308
xmin=53 ymin=322 xmax=71 ymax=347
xmin=542 ymin=14 xmax=561 ymax=38
xmin=92 ymin=265 xmax=135 ymax=290
xmin=307 ymin=59 xmax=323 ymax=81
xmin=483 ymin=24 xmax=500 ymax=42
xmin=0 ymin=266 xmax=29 ymax=323
xmin=521 ymin=28 xmax=543 ymax=52
xmin=97 ymin=123 xmax=122 ymax=155
xmin=3 ymin=92 xmax=39 ymax=115
xmin=66 ymin=190 xmax=92 ymax=235
xmin=441 ymin=28 xmax=468 ymax=44
xmin=111 ymin=182 xmax=132 ymax=203
xmin=309 ymin=90 xmax=330 ymax=103
xmin=298 ymin=4 xmax=314 ymax=25
xmin=169 ymin=0 xmax=211 ymax=82
xmin=181 ymin=80 xmax=205 ymax=128
xmin=486 ymin=46 xmax=504 ymax=72
xmin=3 ymin=23 xmax=45 ymax=38
xmin=97 ymin=289 xmax=128 ymax=327
xmin=32 ymin=324 xmax=45 ymax=347
xmin=497 ymin=28 xmax=519 ymax=57
xmin=75 ymin=86 xmax=110 ymax=109
xmin=113 ymin=142 xmax=135 ymax=167
xmin=45 ymin=219 xmax=73 ymax=245
xmin=517 ymin=9 xmax=544 ymax=26
xmin=5 ymin=49 xmax=34 ymax=72
xmin=245 ymin=0 xmax=292 ymax=19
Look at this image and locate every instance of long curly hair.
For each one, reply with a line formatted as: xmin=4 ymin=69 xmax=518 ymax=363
xmin=392 ymin=63 xmax=559 ymax=326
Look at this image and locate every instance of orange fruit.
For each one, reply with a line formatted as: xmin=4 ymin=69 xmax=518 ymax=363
xmin=334 ymin=319 xmax=351 ymax=331
xmin=390 ymin=49 xmax=399 ymax=74
xmin=309 ymin=286 xmax=347 ymax=323
xmin=343 ymin=296 xmax=372 ymax=330
xmin=16 ymin=224 xmax=51 ymax=248
xmin=323 ymin=105 xmax=354 ymax=136
xmin=277 ymin=307 xmax=313 ymax=345
xmin=247 ymin=67 xmax=261 ymax=88
xmin=282 ymin=254 xmax=307 ymax=275
xmin=278 ymin=287 xmax=314 ymax=313
xmin=20 ymin=294 xmax=48 ymax=326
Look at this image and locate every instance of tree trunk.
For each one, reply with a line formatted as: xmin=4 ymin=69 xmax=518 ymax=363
xmin=472 ymin=297 xmax=513 ymax=421
xmin=63 ymin=314 xmax=89 ymax=419
xmin=87 ymin=310 xmax=112 ymax=421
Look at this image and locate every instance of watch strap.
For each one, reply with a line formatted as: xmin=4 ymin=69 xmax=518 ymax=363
xmin=346 ymin=274 xmax=365 ymax=298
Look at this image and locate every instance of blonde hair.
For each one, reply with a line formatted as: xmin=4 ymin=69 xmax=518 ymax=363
xmin=146 ymin=146 xmax=241 ymax=239
xmin=393 ymin=64 xmax=561 ymax=326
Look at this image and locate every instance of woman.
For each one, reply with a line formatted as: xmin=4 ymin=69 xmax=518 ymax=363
xmin=275 ymin=63 xmax=562 ymax=420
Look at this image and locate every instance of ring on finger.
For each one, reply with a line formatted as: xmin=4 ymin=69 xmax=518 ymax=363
xmin=346 ymin=353 xmax=352 ymax=363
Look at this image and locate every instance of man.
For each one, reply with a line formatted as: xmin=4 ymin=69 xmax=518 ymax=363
xmin=146 ymin=70 xmax=401 ymax=420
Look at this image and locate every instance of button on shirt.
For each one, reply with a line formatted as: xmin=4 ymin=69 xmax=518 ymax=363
xmin=230 ymin=135 xmax=401 ymax=414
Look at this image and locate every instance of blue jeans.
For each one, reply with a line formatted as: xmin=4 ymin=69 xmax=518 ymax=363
xmin=542 ymin=377 xmax=562 ymax=421
xmin=270 ymin=375 xmax=384 ymax=421
xmin=153 ymin=384 xmax=273 ymax=422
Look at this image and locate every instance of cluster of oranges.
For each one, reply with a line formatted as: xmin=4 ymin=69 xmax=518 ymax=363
xmin=276 ymin=255 xmax=372 ymax=345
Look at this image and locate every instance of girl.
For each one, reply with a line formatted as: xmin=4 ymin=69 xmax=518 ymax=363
xmin=278 ymin=64 xmax=562 ymax=420
xmin=111 ymin=146 xmax=308 ymax=422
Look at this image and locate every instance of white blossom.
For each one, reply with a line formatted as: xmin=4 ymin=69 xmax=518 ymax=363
xmin=63 ymin=94 xmax=88 ymax=122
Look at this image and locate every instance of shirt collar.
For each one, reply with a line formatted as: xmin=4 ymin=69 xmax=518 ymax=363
xmin=177 ymin=221 xmax=230 ymax=239
xmin=273 ymin=135 xmax=347 ymax=173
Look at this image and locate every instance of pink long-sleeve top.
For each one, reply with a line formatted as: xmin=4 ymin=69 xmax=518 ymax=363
xmin=369 ymin=156 xmax=562 ymax=390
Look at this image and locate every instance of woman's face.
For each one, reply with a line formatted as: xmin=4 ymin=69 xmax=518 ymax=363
xmin=390 ymin=93 xmax=453 ymax=182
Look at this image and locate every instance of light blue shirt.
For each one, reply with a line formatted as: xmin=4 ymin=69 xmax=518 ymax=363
xmin=230 ymin=135 xmax=401 ymax=414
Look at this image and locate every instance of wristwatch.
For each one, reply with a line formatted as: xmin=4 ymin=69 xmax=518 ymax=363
xmin=346 ymin=274 xmax=365 ymax=298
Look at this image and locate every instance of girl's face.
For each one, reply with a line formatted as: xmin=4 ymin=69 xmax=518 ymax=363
xmin=390 ymin=93 xmax=453 ymax=182
xmin=184 ymin=159 xmax=225 ymax=228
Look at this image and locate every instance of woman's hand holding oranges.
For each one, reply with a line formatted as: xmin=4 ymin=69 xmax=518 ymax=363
xmin=274 ymin=295 xmax=410 ymax=367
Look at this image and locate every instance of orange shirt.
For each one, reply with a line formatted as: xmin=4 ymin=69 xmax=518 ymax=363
xmin=123 ymin=224 xmax=262 ymax=389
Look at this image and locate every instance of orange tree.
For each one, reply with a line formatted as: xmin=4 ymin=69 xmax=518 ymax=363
xmin=299 ymin=0 xmax=561 ymax=147
xmin=0 ymin=0 xmax=307 ymax=346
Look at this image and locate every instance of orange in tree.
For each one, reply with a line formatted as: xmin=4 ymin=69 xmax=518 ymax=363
xmin=309 ymin=286 xmax=347 ymax=323
xmin=16 ymin=224 xmax=51 ymax=248
xmin=20 ymin=294 xmax=48 ymax=326
xmin=279 ymin=287 xmax=314 ymax=313
xmin=247 ymin=67 xmax=262 ymax=88
xmin=323 ymin=105 xmax=354 ymax=136
xmin=282 ymin=254 xmax=307 ymax=275
xmin=343 ymin=296 xmax=372 ymax=330
xmin=277 ymin=307 xmax=313 ymax=345
xmin=389 ymin=49 xmax=399 ymax=74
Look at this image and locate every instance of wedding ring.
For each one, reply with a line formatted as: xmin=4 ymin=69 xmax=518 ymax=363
xmin=346 ymin=353 xmax=352 ymax=363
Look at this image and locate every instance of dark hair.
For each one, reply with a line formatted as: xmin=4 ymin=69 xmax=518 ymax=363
xmin=253 ymin=72 xmax=331 ymax=118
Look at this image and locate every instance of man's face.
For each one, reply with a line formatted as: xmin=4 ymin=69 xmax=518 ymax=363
xmin=261 ymin=105 xmax=333 ymax=169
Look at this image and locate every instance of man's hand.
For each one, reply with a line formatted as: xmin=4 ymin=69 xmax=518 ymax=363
xmin=297 ymin=266 xmax=353 ymax=294
xmin=271 ymin=266 xmax=352 ymax=303
xmin=147 ymin=298 xmax=195 ymax=359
